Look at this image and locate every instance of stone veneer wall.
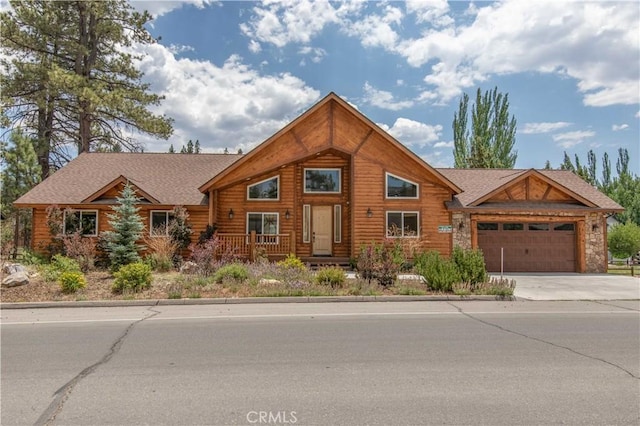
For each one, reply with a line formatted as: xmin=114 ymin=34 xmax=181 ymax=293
xmin=585 ymin=212 xmax=606 ymax=273
xmin=451 ymin=212 xmax=471 ymax=250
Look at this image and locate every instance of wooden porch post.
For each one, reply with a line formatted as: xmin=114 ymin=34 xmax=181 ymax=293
xmin=290 ymin=230 xmax=296 ymax=255
xmin=249 ymin=231 xmax=256 ymax=262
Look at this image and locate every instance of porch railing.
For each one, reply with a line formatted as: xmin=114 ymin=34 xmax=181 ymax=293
xmin=216 ymin=231 xmax=296 ymax=261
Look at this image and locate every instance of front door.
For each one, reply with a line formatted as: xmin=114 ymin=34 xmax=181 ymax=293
xmin=312 ymin=206 xmax=332 ymax=255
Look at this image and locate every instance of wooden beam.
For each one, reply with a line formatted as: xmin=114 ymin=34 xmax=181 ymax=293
xmin=472 ymin=214 xmax=584 ymax=223
xmin=525 ymin=177 xmax=531 ymax=200
xmin=542 ymin=184 xmax=553 ymax=200
xmin=354 ymin=129 xmax=373 ymax=154
xmin=576 ymin=220 xmax=586 ymax=273
xmin=504 ymin=188 xmax=514 ymax=200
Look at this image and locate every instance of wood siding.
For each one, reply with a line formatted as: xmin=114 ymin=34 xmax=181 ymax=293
xmin=487 ymin=175 xmax=576 ymax=203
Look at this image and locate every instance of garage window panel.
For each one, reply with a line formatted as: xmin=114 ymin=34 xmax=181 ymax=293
xmin=528 ymin=223 xmax=549 ymax=231
xmin=554 ymin=223 xmax=575 ymax=231
xmin=503 ymin=223 xmax=524 ymax=231
xmin=477 ymin=222 xmax=498 ymax=231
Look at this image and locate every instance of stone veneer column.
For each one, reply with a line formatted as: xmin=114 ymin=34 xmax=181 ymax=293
xmin=452 ymin=212 xmax=471 ymax=250
xmin=585 ymin=213 xmax=606 ymax=273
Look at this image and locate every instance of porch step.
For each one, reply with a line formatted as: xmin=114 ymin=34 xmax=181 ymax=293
xmin=302 ymin=256 xmax=352 ymax=270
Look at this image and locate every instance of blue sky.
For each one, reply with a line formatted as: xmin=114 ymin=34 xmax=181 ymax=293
xmin=132 ymin=1 xmax=636 ymax=174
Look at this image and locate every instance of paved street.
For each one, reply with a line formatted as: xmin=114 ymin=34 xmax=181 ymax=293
xmin=2 ymin=301 xmax=639 ymax=425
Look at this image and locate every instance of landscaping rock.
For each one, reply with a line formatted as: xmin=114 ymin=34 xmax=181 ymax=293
xmin=2 ymin=272 xmax=30 ymax=288
xmin=3 ymin=263 xmax=27 ymax=275
xmin=179 ymin=261 xmax=198 ymax=274
xmin=258 ymin=278 xmax=282 ymax=286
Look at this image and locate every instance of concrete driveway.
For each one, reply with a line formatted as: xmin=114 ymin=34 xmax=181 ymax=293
xmin=504 ymin=273 xmax=640 ymax=301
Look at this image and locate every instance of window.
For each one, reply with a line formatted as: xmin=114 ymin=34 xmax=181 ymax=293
xmin=554 ymin=223 xmax=575 ymax=231
xmin=334 ymin=205 xmax=342 ymax=243
xmin=528 ymin=223 xmax=549 ymax=231
xmin=247 ymin=176 xmax=279 ymax=200
xmin=150 ymin=211 xmax=174 ymax=236
xmin=477 ymin=223 xmax=498 ymax=231
xmin=247 ymin=213 xmax=279 ymax=243
xmin=387 ymin=211 xmax=419 ymax=238
xmin=386 ymin=173 xmax=418 ymax=198
xmin=303 ymin=205 xmax=311 ymax=243
xmin=304 ymin=169 xmax=341 ymax=193
xmin=503 ymin=223 xmax=524 ymax=231
xmin=64 ymin=210 xmax=98 ymax=236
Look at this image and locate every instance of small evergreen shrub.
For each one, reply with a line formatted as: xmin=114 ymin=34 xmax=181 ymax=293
xmin=451 ymin=246 xmax=487 ymax=285
xmin=112 ymin=262 xmax=152 ymax=293
xmin=315 ymin=266 xmax=346 ymax=287
xmin=58 ymin=271 xmax=86 ymax=294
xmin=414 ymin=251 xmax=460 ymax=292
xmin=213 ymin=263 xmax=249 ymax=283
xmin=278 ymin=254 xmax=306 ymax=270
xmin=41 ymin=254 xmax=82 ymax=283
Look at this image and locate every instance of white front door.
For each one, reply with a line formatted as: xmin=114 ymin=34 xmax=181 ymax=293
xmin=312 ymin=206 xmax=332 ymax=255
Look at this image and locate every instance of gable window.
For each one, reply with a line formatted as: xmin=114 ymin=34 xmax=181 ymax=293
xmin=304 ymin=169 xmax=341 ymax=193
xmin=64 ymin=210 xmax=98 ymax=236
xmin=247 ymin=213 xmax=279 ymax=243
xmin=386 ymin=173 xmax=419 ymax=198
xmin=150 ymin=211 xmax=173 ymax=236
xmin=386 ymin=211 xmax=419 ymax=238
xmin=247 ymin=176 xmax=279 ymax=200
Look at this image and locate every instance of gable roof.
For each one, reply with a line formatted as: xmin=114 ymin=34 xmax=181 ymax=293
xmin=199 ymin=92 xmax=461 ymax=194
xmin=15 ymin=152 xmax=242 ymax=206
xmin=437 ymin=168 xmax=623 ymax=211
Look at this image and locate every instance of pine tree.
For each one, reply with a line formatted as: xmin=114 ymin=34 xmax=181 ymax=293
xmin=186 ymin=139 xmax=194 ymax=153
xmin=102 ymin=183 xmax=145 ymax=270
xmin=168 ymin=144 xmax=175 ymax=153
xmin=453 ymin=87 xmax=517 ymax=168
xmin=1 ymin=0 xmax=173 ymax=178
xmin=194 ymin=140 xmax=200 ymax=153
xmin=1 ymin=130 xmax=41 ymax=215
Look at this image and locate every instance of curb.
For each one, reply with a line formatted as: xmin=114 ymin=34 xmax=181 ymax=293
xmin=0 ymin=295 xmax=511 ymax=309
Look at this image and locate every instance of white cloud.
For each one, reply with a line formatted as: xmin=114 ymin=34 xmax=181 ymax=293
xmin=384 ymin=117 xmax=442 ymax=148
xmin=405 ymin=0 xmax=453 ymax=27
xmin=636 ymin=110 xmax=640 ymax=118
xmin=130 ymin=0 xmax=218 ymax=19
xmin=612 ymin=124 xmax=629 ymax=131
xmin=434 ymin=140 xmax=454 ymax=148
xmin=552 ymin=130 xmax=596 ymax=149
xmin=420 ymin=152 xmax=452 ymax=168
xmin=521 ymin=122 xmax=572 ymax=134
xmin=167 ymin=44 xmax=195 ymax=55
xmin=133 ymin=43 xmax=320 ymax=152
xmin=343 ymin=4 xmax=403 ymax=51
xmin=248 ymin=40 xmax=262 ymax=54
xmin=362 ymin=82 xmax=414 ymax=111
xmin=298 ymin=46 xmax=326 ymax=64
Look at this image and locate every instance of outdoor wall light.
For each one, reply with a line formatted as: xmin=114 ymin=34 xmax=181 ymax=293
xmin=458 ymin=222 xmax=465 ymax=230
xmin=366 ymin=208 xmax=373 ymax=218
xmin=228 ymin=208 xmax=234 ymax=220
xmin=592 ymin=223 xmax=598 ymax=231
xmin=285 ymin=209 xmax=290 ymax=220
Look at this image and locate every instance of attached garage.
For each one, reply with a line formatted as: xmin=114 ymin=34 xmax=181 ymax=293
xmin=477 ymin=222 xmax=576 ymax=272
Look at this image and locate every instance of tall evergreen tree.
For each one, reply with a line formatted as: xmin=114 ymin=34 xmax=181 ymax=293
xmin=102 ymin=183 xmax=145 ymax=270
xmin=1 ymin=0 xmax=173 ymax=179
xmin=186 ymin=139 xmax=194 ymax=153
xmin=453 ymin=87 xmax=517 ymax=168
xmin=168 ymin=144 xmax=175 ymax=153
xmin=194 ymin=140 xmax=200 ymax=153
xmin=1 ymin=130 xmax=41 ymax=215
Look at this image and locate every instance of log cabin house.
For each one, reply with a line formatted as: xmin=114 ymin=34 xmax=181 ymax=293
xmin=14 ymin=93 xmax=623 ymax=273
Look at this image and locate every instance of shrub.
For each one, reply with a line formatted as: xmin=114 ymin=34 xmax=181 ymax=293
xmin=189 ymin=237 xmax=220 ymax=275
xmin=213 ymin=263 xmax=249 ymax=284
xmin=278 ymin=254 xmax=306 ymax=270
xmin=41 ymin=254 xmax=82 ymax=283
xmin=414 ymin=251 xmax=460 ymax=292
xmin=168 ymin=206 xmax=193 ymax=254
xmin=315 ymin=266 xmax=346 ymax=287
xmin=145 ymin=233 xmax=178 ymax=272
xmin=61 ymin=232 xmax=96 ymax=272
xmin=58 ymin=271 xmax=86 ymax=294
xmin=356 ymin=242 xmax=401 ymax=287
xmin=112 ymin=262 xmax=152 ymax=293
xmin=608 ymin=223 xmax=640 ymax=260
xmin=451 ymin=246 xmax=487 ymax=285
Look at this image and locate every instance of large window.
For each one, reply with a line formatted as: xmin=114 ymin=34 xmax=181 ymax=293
xmin=247 ymin=213 xmax=279 ymax=243
xmin=304 ymin=169 xmax=341 ymax=193
xmin=247 ymin=176 xmax=279 ymax=200
xmin=386 ymin=173 xmax=418 ymax=198
xmin=386 ymin=211 xmax=419 ymax=238
xmin=150 ymin=211 xmax=174 ymax=236
xmin=64 ymin=210 xmax=98 ymax=236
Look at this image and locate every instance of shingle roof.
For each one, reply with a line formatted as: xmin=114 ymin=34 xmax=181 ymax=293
xmin=15 ymin=152 xmax=242 ymax=206
xmin=436 ymin=168 xmax=623 ymax=211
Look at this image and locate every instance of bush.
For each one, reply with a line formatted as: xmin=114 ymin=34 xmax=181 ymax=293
xmin=189 ymin=237 xmax=220 ymax=275
xmin=213 ymin=263 xmax=249 ymax=284
xmin=278 ymin=254 xmax=306 ymax=270
xmin=356 ymin=242 xmax=402 ymax=287
xmin=58 ymin=271 xmax=86 ymax=294
xmin=413 ymin=251 xmax=460 ymax=292
xmin=61 ymin=232 xmax=96 ymax=272
xmin=315 ymin=266 xmax=346 ymax=287
xmin=145 ymin=233 xmax=178 ymax=272
xmin=112 ymin=262 xmax=152 ymax=293
xmin=451 ymin=246 xmax=487 ymax=285
xmin=41 ymin=254 xmax=82 ymax=283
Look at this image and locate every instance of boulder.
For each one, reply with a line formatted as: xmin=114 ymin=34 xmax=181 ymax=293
xmin=3 ymin=263 xmax=27 ymax=275
xmin=179 ymin=261 xmax=198 ymax=274
xmin=2 ymin=272 xmax=30 ymax=288
xmin=258 ymin=278 xmax=282 ymax=286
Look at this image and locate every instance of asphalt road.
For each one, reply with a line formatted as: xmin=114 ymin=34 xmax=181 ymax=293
xmin=2 ymin=301 xmax=639 ymax=425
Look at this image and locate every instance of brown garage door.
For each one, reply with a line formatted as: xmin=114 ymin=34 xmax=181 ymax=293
xmin=477 ymin=222 xmax=576 ymax=272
